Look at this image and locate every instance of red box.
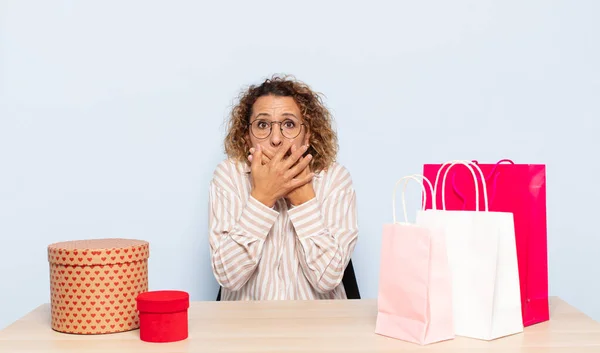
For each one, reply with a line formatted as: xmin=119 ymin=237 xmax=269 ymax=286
xmin=136 ymin=290 xmax=189 ymax=342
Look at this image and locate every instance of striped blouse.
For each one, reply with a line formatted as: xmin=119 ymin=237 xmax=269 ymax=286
xmin=208 ymin=158 xmax=359 ymax=300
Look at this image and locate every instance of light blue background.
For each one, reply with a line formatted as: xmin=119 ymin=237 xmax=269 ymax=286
xmin=1 ymin=0 xmax=598 ymax=329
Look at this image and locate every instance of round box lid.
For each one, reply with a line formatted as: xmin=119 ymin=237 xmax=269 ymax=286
xmin=48 ymin=238 xmax=149 ymax=266
xmin=136 ymin=290 xmax=189 ymax=313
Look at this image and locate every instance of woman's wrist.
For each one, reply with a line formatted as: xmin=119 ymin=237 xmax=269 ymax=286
xmin=287 ymin=185 xmax=316 ymax=206
xmin=251 ymin=190 xmax=276 ymax=208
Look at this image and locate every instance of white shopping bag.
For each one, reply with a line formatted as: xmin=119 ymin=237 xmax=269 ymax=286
xmin=415 ymin=160 xmax=523 ymax=340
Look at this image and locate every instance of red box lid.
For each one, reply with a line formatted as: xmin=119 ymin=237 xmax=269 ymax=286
xmin=136 ymin=290 xmax=189 ymax=313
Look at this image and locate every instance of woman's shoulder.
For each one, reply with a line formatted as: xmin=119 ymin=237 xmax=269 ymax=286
xmin=211 ymin=158 xmax=248 ymax=184
xmin=319 ymin=162 xmax=355 ymax=190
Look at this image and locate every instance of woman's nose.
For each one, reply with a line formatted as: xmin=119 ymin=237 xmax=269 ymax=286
xmin=270 ymin=126 xmax=282 ymax=147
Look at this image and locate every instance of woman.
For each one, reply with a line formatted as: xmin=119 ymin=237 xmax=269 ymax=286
xmin=208 ymin=75 xmax=358 ymax=300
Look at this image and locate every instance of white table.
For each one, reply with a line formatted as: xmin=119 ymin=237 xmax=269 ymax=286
xmin=1 ymin=296 xmax=599 ymax=352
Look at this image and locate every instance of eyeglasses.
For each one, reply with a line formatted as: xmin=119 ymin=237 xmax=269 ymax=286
xmin=248 ymin=119 xmax=305 ymax=140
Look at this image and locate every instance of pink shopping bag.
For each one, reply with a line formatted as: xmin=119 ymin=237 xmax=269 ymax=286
xmin=422 ymin=159 xmax=549 ymax=327
xmin=375 ymin=175 xmax=454 ymax=345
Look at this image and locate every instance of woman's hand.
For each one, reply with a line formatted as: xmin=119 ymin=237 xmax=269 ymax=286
xmin=285 ymin=145 xmax=316 ymax=206
xmin=249 ymin=141 xmax=314 ymax=208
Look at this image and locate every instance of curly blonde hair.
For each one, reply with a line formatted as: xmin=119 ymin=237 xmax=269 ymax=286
xmin=224 ymin=75 xmax=338 ymax=173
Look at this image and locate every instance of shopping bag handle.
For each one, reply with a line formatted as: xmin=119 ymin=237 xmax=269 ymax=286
xmin=451 ymin=159 xmax=514 ymax=210
xmin=433 ymin=160 xmax=488 ymax=211
xmin=392 ymin=174 xmax=434 ymax=224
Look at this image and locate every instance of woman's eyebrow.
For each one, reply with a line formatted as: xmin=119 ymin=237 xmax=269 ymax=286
xmin=281 ymin=113 xmax=299 ymax=119
xmin=254 ymin=112 xmax=299 ymax=120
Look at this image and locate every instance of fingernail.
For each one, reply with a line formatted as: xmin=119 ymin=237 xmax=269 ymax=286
xmin=250 ymin=148 xmax=255 ymax=153
xmin=307 ymin=154 xmax=313 ymax=160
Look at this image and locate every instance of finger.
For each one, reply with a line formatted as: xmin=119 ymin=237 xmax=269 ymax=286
xmin=261 ymin=148 xmax=274 ymax=160
xmin=251 ymin=145 xmax=263 ymax=170
xmin=285 ymin=154 xmax=312 ymax=179
xmin=283 ymin=144 xmax=309 ymax=170
xmin=261 ymin=154 xmax=271 ymax=165
xmin=248 ymin=154 xmax=253 ymax=163
xmin=271 ymin=139 xmax=294 ymax=164
xmin=288 ymin=171 xmax=315 ymax=189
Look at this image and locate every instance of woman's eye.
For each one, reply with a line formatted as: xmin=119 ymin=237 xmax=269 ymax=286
xmin=283 ymin=121 xmax=296 ymax=129
xmin=257 ymin=121 xmax=269 ymax=129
